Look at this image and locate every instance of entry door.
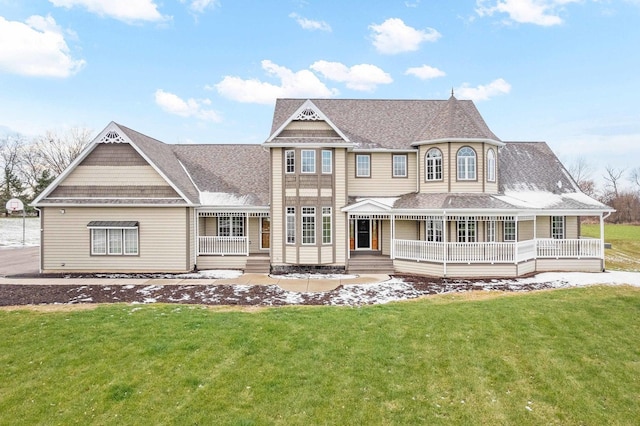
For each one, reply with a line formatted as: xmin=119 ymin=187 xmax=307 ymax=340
xmin=356 ymin=219 xmax=371 ymax=249
xmin=260 ymin=217 xmax=270 ymax=250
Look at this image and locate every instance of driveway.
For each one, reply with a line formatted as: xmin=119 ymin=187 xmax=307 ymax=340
xmin=0 ymin=246 xmax=39 ymax=277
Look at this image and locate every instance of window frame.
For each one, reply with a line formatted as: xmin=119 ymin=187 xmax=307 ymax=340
xmin=503 ymin=220 xmax=516 ymax=242
xmin=322 ymin=150 xmax=332 ymax=174
xmin=425 ymin=219 xmax=443 ymax=242
xmin=355 ymin=154 xmax=371 ymax=178
xmin=486 ymin=148 xmax=496 ymax=182
xmin=392 ymin=154 xmax=408 ymax=178
xmin=425 ymin=148 xmax=443 ymax=181
xmin=457 ymin=218 xmax=477 ymax=242
xmin=218 ymin=215 xmax=245 ymax=237
xmin=551 ymin=216 xmax=565 ymax=239
xmin=457 ymin=146 xmax=477 ymax=181
xmin=302 ymin=207 xmax=316 ymax=245
xmin=91 ymin=227 xmax=139 ymax=256
xmin=285 ymin=150 xmax=295 ymax=174
xmin=301 ymin=150 xmax=316 ymax=174
xmin=322 ymin=207 xmax=332 ymax=244
xmin=486 ymin=220 xmax=496 ymax=243
xmin=286 ymin=207 xmax=295 ymax=244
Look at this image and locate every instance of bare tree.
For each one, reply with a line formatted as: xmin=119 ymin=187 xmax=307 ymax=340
xmin=0 ymin=136 xmax=27 ymax=214
xmin=34 ymin=127 xmax=92 ymax=175
xmin=630 ymin=167 xmax=640 ymax=192
xmin=603 ymin=165 xmax=625 ymax=200
xmin=566 ymin=156 xmax=597 ymax=196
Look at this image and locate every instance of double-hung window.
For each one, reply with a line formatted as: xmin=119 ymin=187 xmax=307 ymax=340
xmin=286 ymin=207 xmax=295 ymax=244
xmin=322 ymin=150 xmax=332 ymax=174
xmin=392 ymin=155 xmax=407 ymax=177
xmin=504 ymin=220 xmax=516 ymax=242
xmin=457 ymin=218 xmax=477 ymax=242
xmin=457 ymin=147 xmax=476 ymax=180
xmin=486 ymin=220 xmax=496 ymax=242
xmin=302 ymin=150 xmax=316 ymax=173
xmin=302 ymin=207 xmax=315 ymax=245
xmin=551 ymin=216 xmax=564 ymax=239
xmin=486 ymin=149 xmax=496 ymax=182
xmin=218 ymin=216 xmax=244 ymax=237
xmin=89 ymin=221 xmax=139 ymax=256
xmin=285 ymin=150 xmax=295 ymax=174
xmin=356 ymin=154 xmax=370 ymax=177
xmin=426 ymin=219 xmax=443 ymax=242
xmin=322 ymin=207 xmax=332 ymax=244
xmin=425 ymin=148 xmax=443 ymax=181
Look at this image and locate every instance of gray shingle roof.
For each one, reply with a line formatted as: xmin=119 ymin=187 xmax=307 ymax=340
xmin=270 ymin=97 xmax=499 ymax=149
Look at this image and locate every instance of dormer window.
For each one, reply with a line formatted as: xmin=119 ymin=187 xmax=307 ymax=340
xmin=457 ymin=146 xmax=476 ymax=180
xmin=425 ymin=148 xmax=443 ymax=181
xmin=486 ymin=148 xmax=496 ymax=182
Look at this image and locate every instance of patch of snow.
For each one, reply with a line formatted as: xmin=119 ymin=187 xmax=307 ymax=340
xmin=0 ymin=217 xmax=40 ymax=247
xmin=563 ymin=192 xmax=609 ymax=208
xmin=497 ymin=191 xmax=562 ymax=208
xmin=273 ymin=273 xmax=358 ymax=280
xmin=199 ymin=191 xmax=255 ymax=206
xmin=198 ymin=270 xmax=243 ymax=279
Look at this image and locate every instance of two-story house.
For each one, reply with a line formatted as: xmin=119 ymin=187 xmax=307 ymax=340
xmin=33 ymin=95 xmax=613 ymax=277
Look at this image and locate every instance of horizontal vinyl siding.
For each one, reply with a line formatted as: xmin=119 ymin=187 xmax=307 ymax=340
xmin=537 ymin=216 xmax=551 ymax=238
xmin=334 ymin=149 xmax=348 ymax=264
xmin=42 ymin=207 xmax=188 ymax=272
xmin=299 ymin=247 xmax=318 ymax=264
xmin=321 ymin=246 xmax=334 ymax=264
xmin=271 ymin=148 xmax=284 ymax=263
xmin=395 ymin=220 xmax=419 ymax=240
xmin=196 ymin=256 xmax=247 ymax=270
xmin=518 ymin=260 xmax=536 ymax=275
xmin=248 ymin=217 xmax=263 ymax=254
xmin=537 ymin=258 xmax=602 ymax=272
xmin=519 ymin=220 xmax=534 ymax=241
xmin=449 ymin=142 xmax=484 ymax=194
xmin=61 ymin=165 xmax=168 ymax=186
xmin=419 ymin=144 xmax=448 ymax=193
xmin=566 ymin=216 xmax=578 ymax=239
xmin=393 ymin=260 xmax=443 ymax=276
xmin=447 ymin=263 xmax=517 ymax=278
xmin=348 ymin=152 xmax=416 ymax=196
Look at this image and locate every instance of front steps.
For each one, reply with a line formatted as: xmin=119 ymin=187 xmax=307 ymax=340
xmin=244 ymin=256 xmax=271 ymax=274
xmin=347 ymin=252 xmax=394 ymax=275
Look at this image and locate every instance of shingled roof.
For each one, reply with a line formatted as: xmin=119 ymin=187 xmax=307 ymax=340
xmin=269 ymin=97 xmax=499 ymax=149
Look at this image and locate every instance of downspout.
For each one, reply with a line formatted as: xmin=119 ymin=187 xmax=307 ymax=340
xmin=194 ymin=208 xmax=199 ymax=271
xmin=416 ymin=149 xmax=420 ymax=193
xmin=35 ymin=207 xmax=42 ymax=273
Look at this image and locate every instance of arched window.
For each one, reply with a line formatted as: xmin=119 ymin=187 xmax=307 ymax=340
xmin=486 ymin=148 xmax=496 ymax=182
xmin=425 ymin=148 xmax=443 ymax=181
xmin=457 ymin=146 xmax=476 ymax=180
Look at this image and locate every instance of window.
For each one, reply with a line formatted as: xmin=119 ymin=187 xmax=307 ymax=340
xmin=426 ymin=219 xmax=443 ymax=242
xmin=552 ymin=216 xmax=564 ymax=239
xmin=425 ymin=148 xmax=443 ymax=181
xmin=322 ymin=207 xmax=332 ymax=244
xmin=285 ymin=150 xmax=295 ymax=174
xmin=393 ymin=155 xmax=407 ymax=177
xmin=356 ymin=154 xmax=370 ymax=177
xmin=486 ymin=220 xmax=496 ymax=242
xmin=302 ymin=207 xmax=315 ymax=245
xmin=322 ymin=150 xmax=332 ymax=174
xmin=286 ymin=207 xmax=295 ymax=244
xmin=504 ymin=220 xmax=516 ymax=242
xmin=486 ymin=148 xmax=496 ymax=182
xmin=457 ymin=219 xmax=476 ymax=242
xmin=457 ymin=147 xmax=476 ymax=180
xmin=90 ymin=223 xmax=138 ymax=256
xmin=218 ymin=216 xmax=244 ymax=237
xmin=302 ymin=150 xmax=315 ymax=173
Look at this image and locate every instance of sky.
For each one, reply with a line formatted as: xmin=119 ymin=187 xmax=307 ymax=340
xmin=0 ymin=0 xmax=639 ymax=187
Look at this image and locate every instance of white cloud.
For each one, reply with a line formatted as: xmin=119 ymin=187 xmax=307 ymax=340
xmin=181 ymin=0 xmax=219 ymax=14
xmin=214 ymin=60 xmax=339 ymax=105
xmin=369 ymin=18 xmax=441 ymax=54
xmin=289 ymin=13 xmax=332 ymax=32
xmin=476 ymin=0 xmax=581 ymax=26
xmin=405 ymin=65 xmax=446 ymax=80
xmin=310 ymin=61 xmax=392 ymax=91
xmin=455 ymin=78 xmax=511 ymax=101
xmin=154 ymin=89 xmax=221 ymax=122
xmin=0 ymin=15 xmax=85 ymax=78
xmin=49 ymin=0 xmax=167 ymax=23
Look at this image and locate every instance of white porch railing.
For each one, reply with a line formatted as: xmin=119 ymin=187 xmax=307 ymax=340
xmin=198 ymin=236 xmax=248 ymax=256
xmin=536 ymin=238 xmax=601 ymax=258
xmin=393 ymin=238 xmax=602 ymax=263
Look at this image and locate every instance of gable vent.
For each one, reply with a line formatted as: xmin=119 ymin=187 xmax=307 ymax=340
xmin=295 ymin=108 xmax=321 ymax=121
xmin=99 ymin=130 xmax=126 ymax=143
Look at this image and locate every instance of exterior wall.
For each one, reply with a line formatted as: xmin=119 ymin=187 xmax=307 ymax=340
xmin=196 ymin=256 xmax=247 ymax=270
xmin=446 ymin=263 xmax=517 ymax=278
xmin=537 ymin=216 xmax=551 ymax=238
xmin=566 ymin=216 xmax=578 ymax=239
xmin=61 ymin=165 xmax=167 ymax=186
xmin=537 ymin=258 xmax=603 ymax=273
xmin=395 ymin=220 xmax=419 ymax=240
xmin=334 ymin=149 xmax=348 ymax=264
xmin=418 ymin=143 xmax=448 ymax=193
xmin=347 ymin=152 xmax=417 ymax=196
xmin=41 ymin=206 xmax=189 ymax=272
xmin=271 ymin=148 xmax=284 ymax=264
xmin=518 ymin=220 xmax=534 ymax=241
xmin=449 ymin=142 xmax=484 ymax=193
xmin=248 ymin=217 xmax=263 ymax=254
xmin=393 ymin=260 xmax=444 ymax=276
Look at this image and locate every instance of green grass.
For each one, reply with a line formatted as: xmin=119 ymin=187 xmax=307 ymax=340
xmin=1 ymin=286 xmax=639 ymax=425
xmin=582 ymin=223 xmax=640 ymax=271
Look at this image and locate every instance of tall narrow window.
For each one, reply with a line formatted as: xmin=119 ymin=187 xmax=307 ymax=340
xmin=285 ymin=150 xmax=295 ymax=174
xmin=486 ymin=148 xmax=496 ymax=182
xmin=91 ymin=229 xmax=107 ymax=255
xmin=322 ymin=207 xmax=332 ymax=244
xmin=356 ymin=154 xmax=370 ymax=177
xmin=301 ymin=150 xmax=316 ymax=173
xmin=457 ymin=218 xmax=477 ymax=242
xmin=426 ymin=219 xmax=443 ymax=242
xmin=457 ymin=147 xmax=476 ymax=180
xmin=392 ymin=155 xmax=407 ymax=177
xmin=551 ymin=216 xmax=564 ymax=239
xmin=425 ymin=148 xmax=443 ymax=181
xmin=286 ymin=207 xmax=295 ymax=244
xmin=322 ymin=150 xmax=332 ymax=174
xmin=504 ymin=220 xmax=516 ymax=242
xmin=486 ymin=220 xmax=496 ymax=242
xmin=302 ymin=207 xmax=315 ymax=245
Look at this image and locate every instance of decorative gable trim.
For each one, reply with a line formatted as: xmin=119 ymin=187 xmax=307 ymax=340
xmin=99 ymin=130 xmax=127 ymax=143
xmin=342 ymin=198 xmax=398 ymax=213
xmin=266 ymin=99 xmax=350 ymax=143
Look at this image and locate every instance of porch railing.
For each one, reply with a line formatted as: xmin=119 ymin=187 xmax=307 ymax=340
xmin=198 ymin=236 xmax=248 ymax=256
xmin=394 ymin=238 xmax=601 ymax=263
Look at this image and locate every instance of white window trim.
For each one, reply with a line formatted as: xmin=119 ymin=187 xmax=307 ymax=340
xmin=218 ymin=215 xmax=245 ymax=237
xmin=457 ymin=147 xmax=476 ymax=181
xmin=322 ymin=207 xmax=332 ymax=244
xmin=91 ymin=227 xmax=138 ymax=256
xmin=503 ymin=220 xmax=516 ymax=242
xmin=322 ymin=150 xmax=332 ymax=174
xmin=552 ymin=216 xmax=565 ymax=239
xmin=302 ymin=207 xmax=316 ymax=245
xmin=425 ymin=148 xmax=443 ymax=181
xmin=426 ymin=219 xmax=443 ymax=242
xmin=356 ymin=154 xmax=370 ymax=178
xmin=486 ymin=220 xmax=496 ymax=243
xmin=457 ymin=219 xmax=477 ymax=242
xmin=392 ymin=154 xmax=407 ymax=178
xmin=285 ymin=150 xmax=295 ymax=174
xmin=487 ymin=148 xmax=496 ymax=183
xmin=301 ymin=150 xmax=316 ymax=174
xmin=286 ymin=207 xmax=295 ymax=244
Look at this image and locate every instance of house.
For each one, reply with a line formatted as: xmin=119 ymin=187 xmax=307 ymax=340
xmin=32 ymin=95 xmax=613 ymax=277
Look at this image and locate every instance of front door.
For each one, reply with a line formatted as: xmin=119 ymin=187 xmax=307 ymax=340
xmin=260 ymin=217 xmax=270 ymax=250
xmin=356 ymin=219 xmax=370 ymax=249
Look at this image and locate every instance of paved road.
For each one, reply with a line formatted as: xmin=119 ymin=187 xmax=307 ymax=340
xmin=0 ymin=246 xmax=39 ymax=277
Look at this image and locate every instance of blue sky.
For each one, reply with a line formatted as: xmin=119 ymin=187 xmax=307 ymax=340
xmin=1 ymin=0 xmax=639 ymax=184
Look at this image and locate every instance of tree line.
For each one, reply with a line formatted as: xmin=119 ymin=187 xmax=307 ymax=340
xmin=1 ymin=128 xmax=92 ymax=215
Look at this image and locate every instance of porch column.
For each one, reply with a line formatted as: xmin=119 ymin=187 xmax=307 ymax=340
xmin=245 ymin=213 xmax=249 ymax=256
xmin=533 ymin=215 xmax=538 ymax=259
xmin=514 ymin=217 xmax=519 ymax=263
xmin=443 ymin=213 xmax=447 ymax=277
xmin=390 ymin=215 xmax=395 ymax=259
xmin=347 ymin=214 xmax=351 ymax=260
xmin=600 ymin=213 xmax=605 ymax=265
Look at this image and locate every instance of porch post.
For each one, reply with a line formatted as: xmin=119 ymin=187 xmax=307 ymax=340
xmin=514 ymin=216 xmax=519 ymax=264
xmin=600 ymin=213 xmax=605 ymax=267
xmin=245 ymin=213 xmax=249 ymax=256
xmin=195 ymin=209 xmax=200 ymax=257
xmin=390 ymin=214 xmax=395 ymax=259
xmin=347 ymin=213 xmax=351 ymax=260
xmin=533 ymin=215 xmax=538 ymax=259
xmin=443 ymin=212 xmax=447 ymax=277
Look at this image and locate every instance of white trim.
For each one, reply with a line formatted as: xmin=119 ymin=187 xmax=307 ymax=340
xmin=266 ymin=99 xmax=351 ymax=143
xmin=411 ymin=137 xmax=505 ymax=147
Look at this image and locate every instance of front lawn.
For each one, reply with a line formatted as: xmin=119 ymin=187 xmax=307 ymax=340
xmin=582 ymin=223 xmax=640 ymax=271
xmin=1 ymin=286 xmax=639 ymax=425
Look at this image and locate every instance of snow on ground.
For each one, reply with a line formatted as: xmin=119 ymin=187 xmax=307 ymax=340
xmin=0 ymin=217 xmax=40 ymax=247
xmin=272 ymin=273 xmax=359 ymax=280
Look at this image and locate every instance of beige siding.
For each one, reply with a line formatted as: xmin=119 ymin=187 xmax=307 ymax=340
xmin=449 ymin=142 xmax=484 ymax=193
xmin=381 ymin=220 xmax=391 ymax=255
xmin=347 ymin=152 xmax=416 ymax=196
xmin=518 ymin=260 xmax=536 ymax=275
xmin=394 ymin=260 xmax=443 ymax=276
xmin=419 ymin=144 xmax=448 ymax=193
xmin=61 ymin=165 xmax=168 ymax=186
xmin=42 ymin=206 xmax=189 ymax=272
xmin=248 ymin=217 xmax=263 ymax=254
xmin=484 ymin=146 xmax=499 ymax=194
xmin=537 ymin=258 xmax=602 ymax=272
xmin=285 ymin=246 xmax=296 ymax=263
xmin=320 ymin=246 xmax=333 ymax=264
xmin=518 ymin=220 xmax=534 ymax=241
xmin=447 ymin=263 xmax=517 ymax=278
xmin=196 ymin=256 xmax=246 ymax=270
xmin=566 ymin=216 xmax=578 ymax=238
xmin=395 ymin=220 xmax=419 ymax=240
xmin=537 ymin=216 xmax=551 ymax=238
xmin=271 ymin=148 xmax=284 ymax=263
xmin=299 ymin=247 xmax=318 ymax=264
xmin=285 ymin=120 xmax=333 ymax=130
xmin=334 ymin=149 xmax=348 ymax=264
